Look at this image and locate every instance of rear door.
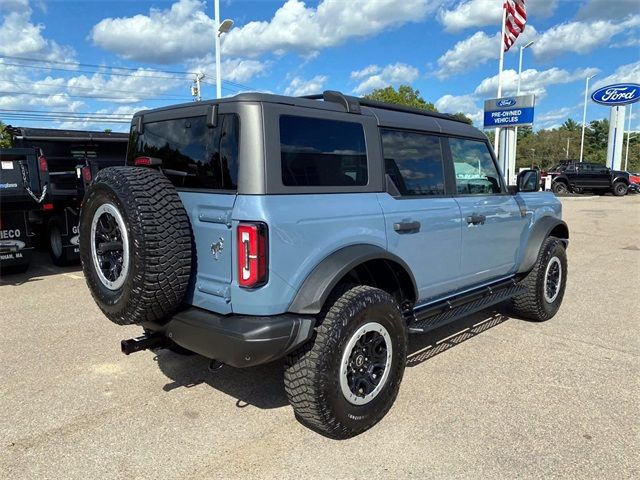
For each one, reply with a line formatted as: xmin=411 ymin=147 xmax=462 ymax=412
xmin=378 ymin=129 xmax=462 ymax=302
xmin=130 ymin=105 xmax=240 ymax=314
xmin=449 ymin=137 xmax=526 ymax=286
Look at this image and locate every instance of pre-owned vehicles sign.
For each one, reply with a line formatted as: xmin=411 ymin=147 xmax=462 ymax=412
xmin=483 ymin=94 xmax=535 ymax=128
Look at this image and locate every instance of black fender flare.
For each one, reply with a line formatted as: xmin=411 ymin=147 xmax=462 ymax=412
xmin=612 ymin=175 xmax=629 ymax=185
xmin=517 ymin=217 xmax=569 ymax=274
xmin=287 ymin=244 xmax=418 ymax=315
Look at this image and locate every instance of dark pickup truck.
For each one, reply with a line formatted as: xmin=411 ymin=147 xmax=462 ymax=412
xmin=547 ymin=162 xmax=631 ymax=196
xmin=0 ymin=147 xmax=48 ymax=272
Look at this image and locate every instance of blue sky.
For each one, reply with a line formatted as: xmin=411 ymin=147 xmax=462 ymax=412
xmin=0 ymin=0 xmax=638 ymax=132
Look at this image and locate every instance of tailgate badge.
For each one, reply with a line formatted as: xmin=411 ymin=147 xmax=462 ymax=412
xmin=211 ymin=237 xmax=224 ymax=260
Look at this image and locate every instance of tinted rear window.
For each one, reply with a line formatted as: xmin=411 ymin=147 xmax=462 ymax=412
xmin=129 ymin=114 xmax=239 ymax=190
xmin=381 ymin=129 xmax=445 ymax=196
xmin=280 ymin=115 xmax=367 ymax=187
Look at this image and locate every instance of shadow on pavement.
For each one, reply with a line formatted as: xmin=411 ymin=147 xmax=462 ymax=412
xmin=0 ymin=251 xmax=82 ymax=286
xmin=154 ymin=303 xmax=514 ymax=410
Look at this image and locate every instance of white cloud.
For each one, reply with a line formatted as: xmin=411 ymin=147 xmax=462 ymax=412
xmin=185 ymin=55 xmax=269 ymax=84
xmin=577 ymin=0 xmax=639 ymax=21
xmin=221 ymin=0 xmax=441 ymax=57
xmin=284 ymin=75 xmax=328 ymax=96
xmin=435 ymin=26 xmax=537 ymax=78
xmin=536 ymin=106 xmax=577 ymax=125
xmin=435 ymin=94 xmax=482 ymax=123
xmin=438 ymin=0 xmax=557 ymax=32
xmin=591 ymin=61 xmax=640 ymax=92
xmin=90 ymin=0 xmax=442 ymax=62
xmin=352 ymin=63 xmax=419 ymax=95
xmin=436 ymin=31 xmax=498 ymax=79
xmin=474 ymin=66 xmax=600 ymax=98
xmin=0 ymin=0 xmax=74 ymax=61
xmin=91 ymin=0 xmax=215 ymax=64
xmin=532 ymin=16 xmax=640 ymax=58
xmin=351 ymin=65 xmax=381 ymax=80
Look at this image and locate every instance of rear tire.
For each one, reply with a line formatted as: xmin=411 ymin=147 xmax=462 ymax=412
xmin=612 ymin=181 xmax=628 ymax=196
xmin=284 ymin=285 xmax=407 ymax=439
xmin=512 ymin=237 xmax=567 ymax=321
xmin=47 ymin=216 xmax=76 ymax=266
xmin=552 ymin=181 xmax=569 ymax=195
xmin=79 ymin=167 xmax=192 ymax=325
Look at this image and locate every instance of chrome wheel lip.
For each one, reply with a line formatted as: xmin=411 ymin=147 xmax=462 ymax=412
xmin=90 ymin=203 xmax=129 ymax=291
xmin=543 ymin=256 xmax=562 ymax=303
xmin=339 ymin=322 xmax=393 ymax=406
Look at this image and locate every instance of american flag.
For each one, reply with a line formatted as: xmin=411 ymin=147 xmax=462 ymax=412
xmin=503 ymin=0 xmax=527 ymax=52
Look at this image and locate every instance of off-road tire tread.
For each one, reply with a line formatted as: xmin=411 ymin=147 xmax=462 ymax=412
xmin=512 ymin=236 xmax=565 ymax=321
xmin=284 ymin=285 xmax=406 ymax=439
xmin=80 ymin=167 xmax=191 ymax=325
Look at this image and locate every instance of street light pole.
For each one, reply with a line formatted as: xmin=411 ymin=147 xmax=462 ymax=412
xmin=624 ymin=103 xmax=632 ymax=171
xmin=213 ymin=0 xmax=234 ymax=100
xmin=214 ymin=0 xmax=222 ymax=99
xmin=514 ymin=41 xmax=534 ymax=178
xmin=580 ymin=73 xmax=597 ymax=162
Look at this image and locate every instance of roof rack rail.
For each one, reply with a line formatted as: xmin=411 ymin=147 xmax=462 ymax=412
xmin=301 ymin=90 xmax=468 ymax=124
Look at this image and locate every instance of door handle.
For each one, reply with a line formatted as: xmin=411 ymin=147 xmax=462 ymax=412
xmin=466 ymin=213 xmax=486 ymax=225
xmin=394 ymin=221 xmax=421 ymax=233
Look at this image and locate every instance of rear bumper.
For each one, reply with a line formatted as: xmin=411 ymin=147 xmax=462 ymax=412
xmin=143 ymin=307 xmax=316 ymax=368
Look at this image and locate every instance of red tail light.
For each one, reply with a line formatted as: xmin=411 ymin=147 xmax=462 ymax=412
xmin=134 ymin=156 xmax=162 ymax=167
xmin=82 ymin=166 xmax=92 ymax=182
xmin=38 ymin=155 xmax=48 ymax=172
xmin=42 ymin=203 xmax=54 ymax=211
xmin=237 ymin=222 xmax=268 ymax=288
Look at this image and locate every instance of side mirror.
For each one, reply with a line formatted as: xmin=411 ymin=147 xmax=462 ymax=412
xmin=516 ymin=169 xmax=540 ymax=193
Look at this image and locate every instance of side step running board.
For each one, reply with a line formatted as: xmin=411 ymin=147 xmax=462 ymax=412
xmin=407 ymin=279 xmax=527 ymax=334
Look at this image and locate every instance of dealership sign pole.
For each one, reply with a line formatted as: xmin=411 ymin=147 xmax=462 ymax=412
xmin=484 ymin=94 xmax=535 ymax=185
xmin=590 ymin=83 xmax=640 ymax=170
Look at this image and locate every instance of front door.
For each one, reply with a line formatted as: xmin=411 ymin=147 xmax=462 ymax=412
xmin=449 ymin=137 xmax=526 ymax=287
xmin=378 ymin=129 xmax=462 ymax=303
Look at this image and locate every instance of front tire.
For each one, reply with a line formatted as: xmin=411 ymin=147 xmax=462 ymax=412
xmin=612 ymin=181 xmax=628 ymax=196
xmin=512 ymin=237 xmax=567 ymax=321
xmin=284 ymin=286 xmax=407 ymax=439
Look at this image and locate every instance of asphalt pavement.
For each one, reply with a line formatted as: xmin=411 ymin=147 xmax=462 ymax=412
xmin=1 ymin=195 xmax=638 ymax=479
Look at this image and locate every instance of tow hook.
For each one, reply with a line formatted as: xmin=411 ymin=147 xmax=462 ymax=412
xmin=121 ymin=333 xmax=169 ymax=355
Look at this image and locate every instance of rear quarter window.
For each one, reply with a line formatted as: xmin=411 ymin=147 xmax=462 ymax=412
xmin=129 ymin=114 xmax=239 ymax=191
xmin=279 ymin=115 xmax=367 ymax=187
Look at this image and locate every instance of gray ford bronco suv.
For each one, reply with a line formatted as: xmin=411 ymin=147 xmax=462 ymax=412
xmin=79 ymin=91 xmax=568 ymax=439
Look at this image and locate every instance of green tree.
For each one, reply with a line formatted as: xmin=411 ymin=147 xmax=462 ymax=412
xmin=364 ymin=85 xmax=437 ymax=111
xmin=561 ymin=119 xmax=580 ymax=132
xmin=0 ymin=121 xmax=12 ymax=148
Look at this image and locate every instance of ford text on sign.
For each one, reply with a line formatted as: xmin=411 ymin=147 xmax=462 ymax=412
xmin=591 ymin=83 xmax=640 ymax=106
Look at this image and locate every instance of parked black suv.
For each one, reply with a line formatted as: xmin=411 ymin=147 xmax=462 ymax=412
xmin=549 ymin=162 xmax=631 ymax=196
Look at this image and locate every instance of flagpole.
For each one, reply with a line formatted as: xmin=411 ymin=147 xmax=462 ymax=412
xmin=494 ymin=1 xmax=507 ymax=156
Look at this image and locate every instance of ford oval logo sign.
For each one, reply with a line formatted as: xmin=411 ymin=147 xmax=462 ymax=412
xmin=496 ymin=98 xmax=516 ymax=107
xmin=591 ymin=83 xmax=640 ymax=106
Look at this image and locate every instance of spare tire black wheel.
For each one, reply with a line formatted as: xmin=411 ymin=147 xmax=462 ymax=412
xmin=79 ymin=167 xmax=192 ymax=325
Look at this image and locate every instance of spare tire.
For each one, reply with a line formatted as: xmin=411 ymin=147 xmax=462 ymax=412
xmin=79 ymin=167 xmax=192 ymax=325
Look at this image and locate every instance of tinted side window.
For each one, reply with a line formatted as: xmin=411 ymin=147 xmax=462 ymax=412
xmin=280 ymin=115 xmax=367 ymax=187
xmin=381 ymin=129 xmax=445 ymax=196
xmin=130 ymin=114 xmax=239 ymax=190
xmin=450 ymin=138 xmax=502 ymax=195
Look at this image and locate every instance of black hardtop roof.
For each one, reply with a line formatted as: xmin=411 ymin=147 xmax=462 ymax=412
xmin=133 ymin=90 xmax=485 ymax=140
xmin=8 ymin=126 xmax=129 ymax=142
